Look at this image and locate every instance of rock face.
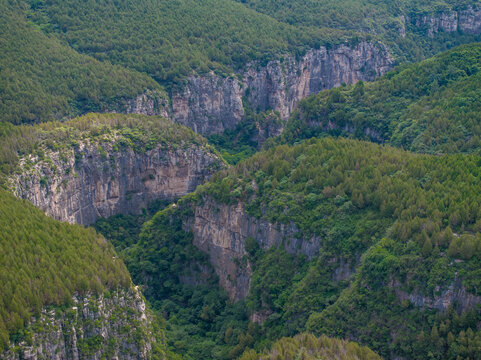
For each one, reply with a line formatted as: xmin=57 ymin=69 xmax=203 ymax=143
xmin=412 ymin=5 xmax=481 ymax=37
xmin=185 ymin=197 xmax=321 ymax=300
xmin=124 ymin=89 xmax=171 ymax=119
xmin=392 ymin=277 xmax=481 ymax=312
xmin=170 ymin=41 xmax=393 ymax=135
xmin=10 ymin=141 xmax=222 ymax=225
xmin=4 ymin=289 xmax=161 ymax=360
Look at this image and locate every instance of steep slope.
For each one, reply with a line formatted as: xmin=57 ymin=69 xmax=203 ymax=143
xmin=280 ymin=42 xmax=481 ymax=154
xmin=1 ymin=113 xmax=224 ymax=225
xmin=0 ymin=0 xmax=161 ymax=125
xmin=236 ymin=0 xmax=481 ymax=60
xmin=0 ymin=188 xmax=170 ymax=359
xmin=240 ymin=333 xmax=381 ymax=360
xmin=132 ymin=138 xmax=481 ymax=359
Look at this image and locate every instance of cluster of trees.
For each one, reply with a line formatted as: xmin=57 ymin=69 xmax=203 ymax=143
xmin=240 ymin=333 xmax=381 ymax=360
xmin=280 ymin=43 xmax=481 ymax=154
xmin=3 ymin=0 xmax=480 ymax=126
xmin=0 ymin=189 xmax=131 ymax=350
xmin=0 ymin=0 xmax=157 ymax=125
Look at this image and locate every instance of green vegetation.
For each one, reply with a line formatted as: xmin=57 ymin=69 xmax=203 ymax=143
xmin=0 ymin=188 xmax=131 ymax=350
xmin=95 ymin=203 xmax=258 ymax=359
xmin=236 ymin=0 xmax=481 ymax=61
xmin=240 ymin=333 xmax=381 ymax=360
xmin=0 ymin=0 xmax=158 ymax=125
xmin=166 ymin=137 xmax=481 ymax=358
xmin=26 ymin=0 xmax=481 ymax=89
xmin=0 ymin=113 xmax=216 ymax=178
xmin=207 ymin=102 xmax=282 ymax=165
xmin=280 ymin=42 xmax=481 ymax=154
xmin=30 ymin=0 xmax=347 ymax=84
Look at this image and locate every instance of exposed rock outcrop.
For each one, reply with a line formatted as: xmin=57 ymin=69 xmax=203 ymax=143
xmin=124 ymin=89 xmax=171 ymax=119
xmin=392 ymin=277 xmax=481 ymax=312
xmin=169 ymin=41 xmax=393 ymax=135
xmin=412 ymin=5 xmax=481 ymax=37
xmin=184 ymin=197 xmax=321 ymax=300
xmin=9 ymin=140 xmax=222 ymax=225
xmin=4 ymin=288 xmax=162 ymax=360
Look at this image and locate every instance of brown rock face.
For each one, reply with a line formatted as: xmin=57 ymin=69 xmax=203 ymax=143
xmin=9 ymin=142 xmax=222 ymax=225
xmin=186 ymin=197 xmax=321 ymax=300
xmin=413 ymin=5 xmax=481 ymax=37
xmin=169 ymin=41 xmax=393 ymax=135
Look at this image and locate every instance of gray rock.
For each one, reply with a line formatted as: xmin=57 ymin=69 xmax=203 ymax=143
xmin=4 ymin=288 xmax=160 ymax=360
xmin=9 ymin=141 xmax=222 ymax=225
xmin=169 ymin=41 xmax=393 ymax=135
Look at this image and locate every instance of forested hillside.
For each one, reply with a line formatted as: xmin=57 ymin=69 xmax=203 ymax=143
xmin=237 ymin=0 xmax=481 ymax=60
xmin=118 ymin=138 xmax=481 ymax=359
xmin=25 ymin=0 xmax=347 ymax=84
xmin=3 ymin=0 xmax=481 ymax=359
xmin=0 ymin=188 xmax=130 ymax=348
xmin=25 ymin=0 xmax=481 ymax=84
xmin=0 ymin=0 xmax=159 ymax=125
xmin=280 ymin=42 xmax=481 ymax=154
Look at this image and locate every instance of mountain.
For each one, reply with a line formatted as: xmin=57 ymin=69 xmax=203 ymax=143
xmin=3 ymin=0 xmax=481 ymax=138
xmin=280 ymin=42 xmax=481 ymax=154
xmin=121 ymin=137 xmax=481 ymax=359
xmin=3 ymin=1 xmax=481 ymax=359
xmin=0 ymin=188 xmax=172 ymax=359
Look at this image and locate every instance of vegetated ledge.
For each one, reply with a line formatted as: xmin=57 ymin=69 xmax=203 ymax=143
xmin=1 ymin=113 xmax=225 ymax=225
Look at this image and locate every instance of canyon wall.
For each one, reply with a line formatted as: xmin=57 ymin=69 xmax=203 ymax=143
xmin=9 ymin=141 xmax=222 ymax=225
xmin=170 ymin=41 xmax=393 ymax=135
xmin=4 ymin=289 xmax=163 ymax=360
xmin=184 ymin=197 xmax=321 ymax=300
xmin=412 ymin=5 xmax=481 ymax=37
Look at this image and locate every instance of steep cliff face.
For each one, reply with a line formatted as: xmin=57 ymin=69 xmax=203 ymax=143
xmin=9 ymin=140 xmax=222 ymax=225
xmin=4 ymin=289 xmax=163 ymax=360
xmin=412 ymin=5 xmax=481 ymax=37
xmin=169 ymin=41 xmax=393 ymax=135
xmin=392 ymin=277 xmax=481 ymax=312
xmin=185 ymin=197 xmax=321 ymax=300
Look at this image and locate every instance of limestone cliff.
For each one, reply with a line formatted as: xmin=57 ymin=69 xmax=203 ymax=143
xmin=184 ymin=197 xmax=321 ymax=300
xmin=392 ymin=274 xmax=481 ymax=312
xmin=411 ymin=5 xmax=481 ymax=37
xmin=4 ymin=288 xmax=165 ymax=360
xmin=9 ymin=140 xmax=221 ymax=226
xmin=170 ymin=41 xmax=393 ymax=135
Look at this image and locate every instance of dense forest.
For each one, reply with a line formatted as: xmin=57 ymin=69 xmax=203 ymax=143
xmin=0 ymin=188 xmax=131 ymax=350
xmin=0 ymin=0 xmax=158 ymax=125
xmin=3 ymin=0 xmax=481 ymax=359
xmin=26 ymin=0 xmax=481 ymax=84
xmin=279 ymin=42 xmax=481 ymax=154
xmin=2 ymin=0 xmax=481 ymax=126
xmin=108 ymin=137 xmax=481 ymax=359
